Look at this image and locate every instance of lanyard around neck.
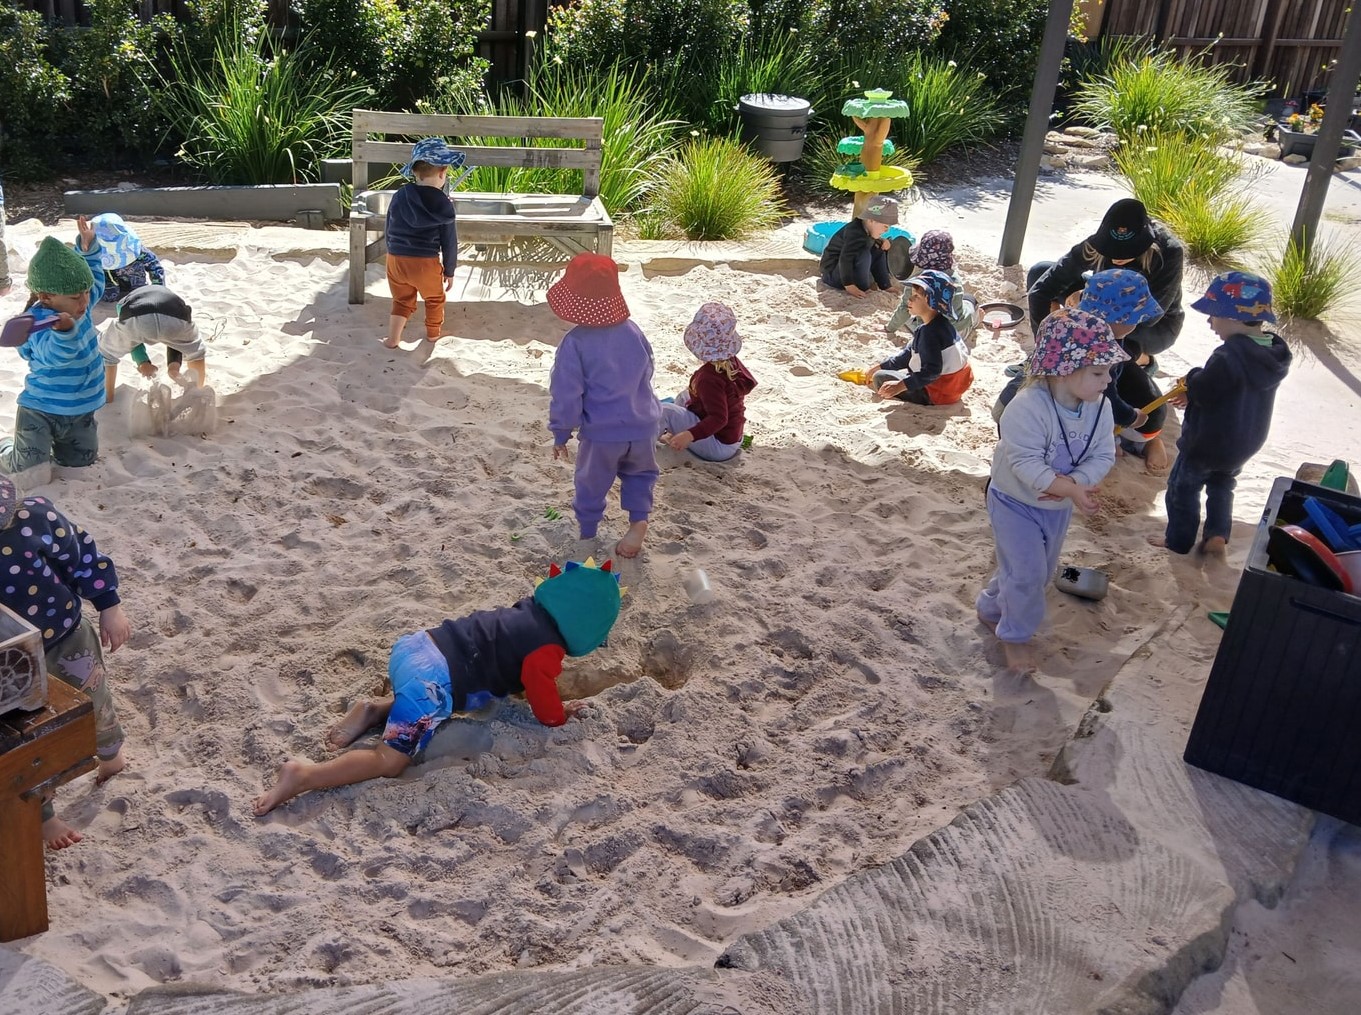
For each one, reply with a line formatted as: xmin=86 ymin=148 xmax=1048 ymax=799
xmin=1048 ymin=387 xmax=1106 ymax=471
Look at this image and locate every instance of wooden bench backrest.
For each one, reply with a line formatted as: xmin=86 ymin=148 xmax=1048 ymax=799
xmin=352 ymin=109 xmax=605 ymax=200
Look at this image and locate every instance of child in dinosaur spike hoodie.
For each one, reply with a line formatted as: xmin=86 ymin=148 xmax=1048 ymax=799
xmin=253 ymin=559 xmax=623 ymax=816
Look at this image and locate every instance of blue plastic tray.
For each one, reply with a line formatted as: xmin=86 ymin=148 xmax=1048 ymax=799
xmin=802 ymin=221 xmax=914 ymax=256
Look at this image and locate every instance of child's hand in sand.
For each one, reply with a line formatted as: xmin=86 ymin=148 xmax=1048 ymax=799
xmin=137 ymin=361 xmax=159 ymax=378
xmin=562 ymin=700 xmax=591 ymax=720
xmin=844 ymin=284 xmax=868 ymax=299
xmin=664 ymin=430 xmax=694 ymax=452
xmin=552 ymin=442 xmax=573 ymax=462
xmin=75 ymin=215 xmax=96 ymax=252
xmin=99 ymin=604 xmax=131 ymax=652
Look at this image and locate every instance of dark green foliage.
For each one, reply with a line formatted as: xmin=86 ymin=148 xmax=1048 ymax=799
xmin=0 ymin=7 xmax=69 ymax=175
xmin=933 ymin=0 xmax=1049 ymax=105
xmin=807 ymin=0 xmax=946 ymax=73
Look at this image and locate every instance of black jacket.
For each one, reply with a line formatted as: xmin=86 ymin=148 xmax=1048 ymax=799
xmin=820 ymin=219 xmax=878 ymax=285
xmin=1178 ymin=334 xmax=1292 ymax=470
xmin=1031 ymin=219 xmax=1186 ymax=356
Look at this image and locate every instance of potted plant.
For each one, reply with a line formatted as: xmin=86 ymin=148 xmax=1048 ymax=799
xmin=1277 ymin=103 xmax=1360 ymax=159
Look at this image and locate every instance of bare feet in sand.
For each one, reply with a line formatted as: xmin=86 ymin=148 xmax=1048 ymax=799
xmin=1200 ymin=535 xmax=1228 ymax=556
xmin=253 ymin=759 xmax=308 ymax=816
xmin=1147 ymin=534 xmax=1168 ymax=548
xmin=425 ymin=333 xmax=440 ymax=343
xmin=1003 ymin=640 xmax=1038 ymax=675
xmin=96 ymin=750 xmax=126 ymax=785
xmin=1144 ymin=436 xmax=1169 ymax=474
xmin=43 ymin=816 xmax=83 ymax=850
xmin=382 ymin=338 xmax=400 ymax=349
xmin=615 ymin=521 xmax=648 ymax=559
xmin=976 ymin=610 xmax=998 ymax=633
xmin=326 ymin=698 xmax=391 ymax=750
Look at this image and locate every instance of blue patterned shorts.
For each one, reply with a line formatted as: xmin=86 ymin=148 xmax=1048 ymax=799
xmin=383 ymin=631 xmax=491 ymax=757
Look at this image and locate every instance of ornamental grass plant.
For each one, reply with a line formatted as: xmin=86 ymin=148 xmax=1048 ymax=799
xmin=1264 ymin=231 xmax=1361 ymax=321
xmin=886 ymin=52 xmax=1002 ymax=165
xmin=642 ymin=135 xmax=786 ymax=240
xmin=1071 ymin=47 xmax=1262 ymax=145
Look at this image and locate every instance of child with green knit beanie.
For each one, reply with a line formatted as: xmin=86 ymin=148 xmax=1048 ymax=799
xmin=1 ymin=216 xmax=107 ymax=475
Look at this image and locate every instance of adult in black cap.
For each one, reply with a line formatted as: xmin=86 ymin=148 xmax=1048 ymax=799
xmin=1025 ymin=198 xmax=1184 ymax=369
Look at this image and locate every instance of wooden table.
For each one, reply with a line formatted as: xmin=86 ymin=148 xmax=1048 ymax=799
xmin=0 ymin=679 xmax=96 ymax=942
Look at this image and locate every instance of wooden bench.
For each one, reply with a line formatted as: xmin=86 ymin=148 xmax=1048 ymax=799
xmin=348 ymin=109 xmax=614 ymax=304
xmin=1 ymin=679 xmax=96 ymax=942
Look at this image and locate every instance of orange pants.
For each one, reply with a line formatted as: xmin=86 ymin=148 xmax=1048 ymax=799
xmin=386 ymin=254 xmax=446 ymax=337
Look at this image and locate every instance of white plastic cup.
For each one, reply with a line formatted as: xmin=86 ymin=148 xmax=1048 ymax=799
xmin=684 ymin=569 xmax=714 ymax=604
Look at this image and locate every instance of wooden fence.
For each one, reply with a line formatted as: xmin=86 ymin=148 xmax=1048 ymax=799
xmin=1097 ymin=0 xmax=1354 ymax=101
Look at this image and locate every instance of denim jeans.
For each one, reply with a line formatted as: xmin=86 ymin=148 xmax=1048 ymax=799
xmin=1163 ymin=453 xmax=1240 ymax=553
xmin=1 ymin=404 xmax=99 ymax=471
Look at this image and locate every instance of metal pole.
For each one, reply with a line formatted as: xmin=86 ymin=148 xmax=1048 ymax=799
xmin=998 ymin=0 xmax=1075 ymax=266
xmin=1291 ymin=2 xmax=1361 ymax=252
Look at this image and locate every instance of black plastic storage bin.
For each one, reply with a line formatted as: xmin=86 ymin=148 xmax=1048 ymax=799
xmin=1184 ymin=477 xmax=1361 ymax=824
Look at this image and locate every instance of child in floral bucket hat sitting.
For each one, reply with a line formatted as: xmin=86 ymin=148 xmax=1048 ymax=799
xmin=383 ymin=137 xmax=464 ymax=348
xmin=254 ymin=558 xmax=623 ymax=816
xmin=859 ymin=269 xmax=973 ymax=405
xmin=977 ymin=307 xmax=1124 ymax=673
xmin=659 ymin=302 xmax=757 ymax=462
xmin=1150 ymin=271 xmax=1290 ymax=556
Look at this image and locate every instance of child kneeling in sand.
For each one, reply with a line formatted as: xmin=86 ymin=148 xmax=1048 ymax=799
xmin=659 ymin=302 xmax=756 ymax=462
xmin=253 ymin=559 xmax=622 ymax=816
xmin=976 ymin=308 xmax=1122 ymax=673
xmin=0 ymin=477 xmax=132 ymax=848
xmin=99 ymin=285 xmax=207 ymax=402
xmin=859 ymin=270 xmax=973 ymax=405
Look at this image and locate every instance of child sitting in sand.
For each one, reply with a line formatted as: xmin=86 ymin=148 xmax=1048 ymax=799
xmin=858 ymin=270 xmax=973 ymax=405
xmin=92 ymin=213 xmax=166 ymax=303
xmin=1151 ymin=271 xmax=1291 ymax=555
xmin=548 ymin=252 xmax=660 ymax=558
xmin=659 ymin=302 xmax=756 ymax=462
xmin=98 ymin=285 xmax=207 ymax=402
xmin=384 ymin=137 xmax=462 ymax=348
xmin=253 ymin=559 xmax=621 ymax=816
xmin=0 ymin=476 xmax=132 ymax=848
xmin=885 ymin=229 xmax=978 ymax=339
xmin=0 ymin=218 xmax=106 ymax=474
xmin=977 ymin=308 xmax=1122 ymax=673
xmin=819 ymin=196 xmax=900 ymax=298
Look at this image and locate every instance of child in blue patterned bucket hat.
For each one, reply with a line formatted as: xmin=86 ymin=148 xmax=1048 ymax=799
xmin=977 ymin=307 xmax=1123 ymax=673
xmin=1151 ymin=271 xmax=1291 ymax=555
xmin=384 ymin=138 xmax=465 ymax=348
xmin=91 ymin=213 xmax=166 ymax=304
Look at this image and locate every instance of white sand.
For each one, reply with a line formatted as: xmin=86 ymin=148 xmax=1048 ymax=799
xmin=1 ymin=211 xmax=1357 ymax=1007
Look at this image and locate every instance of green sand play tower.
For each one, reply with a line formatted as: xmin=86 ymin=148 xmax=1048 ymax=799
xmin=832 ymin=89 xmax=914 ymax=217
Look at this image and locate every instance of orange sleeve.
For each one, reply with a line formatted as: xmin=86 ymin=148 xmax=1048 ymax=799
xmin=521 ymin=644 xmax=568 ymax=726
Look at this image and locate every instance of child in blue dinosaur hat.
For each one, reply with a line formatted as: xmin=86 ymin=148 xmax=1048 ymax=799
xmin=253 ymin=559 xmax=623 ymax=816
xmin=383 ymin=137 xmax=463 ymax=348
xmin=1150 ymin=271 xmax=1291 ymax=555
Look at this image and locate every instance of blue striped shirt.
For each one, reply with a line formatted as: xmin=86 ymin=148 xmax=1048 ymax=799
xmin=18 ymin=240 xmax=107 ymax=416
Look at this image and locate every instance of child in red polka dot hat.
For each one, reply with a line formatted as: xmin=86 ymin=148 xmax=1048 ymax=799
xmin=547 ymin=254 xmax=661 ymax=559
xmin=0 ymin=475 xmax=132 ymax=850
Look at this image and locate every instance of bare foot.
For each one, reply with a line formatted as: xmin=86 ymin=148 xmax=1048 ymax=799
xmin=382 ymin=337 xmax=400 ymax=349
xmin=326 ymin=699 xmax=389 ymax=750
xmin=95 ymin=750 xmax=126 ymax=785
xmin=1147 ymin=534 xmax=1168 ymax=547
xmin=615 ymin=521 xmax=648 ymax=559
xmin=1200 ymin=535 xmax=1228 ymax=556
xmin=425 ymin=333 xmax=440 ymax=343
xmin=1144 ymin=437 xmax=1169 ymax=474
xmin=43 ymin=816 xmax=83 ymax=850
xmin=976 ymin=610 xmax=998 ymax=632
xmin=253 ymin=759 xmax=309 ymax=817
xmin=1003 ymin=640 xmax=1038 ymax=675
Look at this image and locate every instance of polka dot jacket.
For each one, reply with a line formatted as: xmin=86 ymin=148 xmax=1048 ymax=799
xmin=0 ymin=497 xmax=121 ymax=648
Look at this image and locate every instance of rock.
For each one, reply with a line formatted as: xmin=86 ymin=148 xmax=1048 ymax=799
xmin=1239 ymin=142 xmax=1276 ymax=157
xmin=1072 ymin=153 xmax=1111 ymax=170
xmin=1335 ymin=155 xmax=1361 ymax=171
xmin=1065 ymin=125 xmax=1104 ymax=138
xmin=1284 ymin=154 xmax=1309 ymax=165
xmin=1057 ymin=135 xmax=1105 ymax=150
xmin=1043 ymin=141 xmax=1064 ymax=155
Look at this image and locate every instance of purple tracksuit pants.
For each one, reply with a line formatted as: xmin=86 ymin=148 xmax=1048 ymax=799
xmin=975 ymin=486 xmax=1072 ymax=644
xmin=573 ymin=437 xmax=658 ymax=538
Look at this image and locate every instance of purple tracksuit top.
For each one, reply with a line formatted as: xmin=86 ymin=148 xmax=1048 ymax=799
xmin=548 ymin=320 xmax=660 ymax=444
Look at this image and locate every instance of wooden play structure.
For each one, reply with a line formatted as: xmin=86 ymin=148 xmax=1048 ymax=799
xmin=347 ymin=110 xmax=614 ymax=304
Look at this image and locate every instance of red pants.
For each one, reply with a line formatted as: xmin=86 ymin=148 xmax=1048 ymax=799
xmin=386 ymin=254 xmax=446 ymax=337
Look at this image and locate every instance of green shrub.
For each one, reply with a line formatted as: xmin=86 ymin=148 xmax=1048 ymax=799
xmin=644 ymin=135 xmax=786 ymax=239
xmin=700 ymin=26 xmax=819 ymax=135
xmin=0 ymin=7 xmax=69 ymax=172
xmin=886 ymin=53 xmax=1002 ymax=165
xmin=1113 ymin=131 xmax=1246 ymax=215
xmin=1265 ymin=231 xmax=1361 ymax=321
xmin=933 ymin=0 xmax=1049 ymax=104
xmin=1164 ymin=191 xmax=1264 ymax=263
xmin=1071 ymin=48 xmax=1262 ymax=145
xmin=546 ymin=0 xmax=746 ymax=75
xmin=156 ymin=25 xmax=370 ymax=184
xmin=806 ymin=0 xmax=946 ymax=72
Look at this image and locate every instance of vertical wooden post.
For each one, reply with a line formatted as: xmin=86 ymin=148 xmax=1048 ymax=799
xmin=998 ymin=0 xmax=1076 ymax=266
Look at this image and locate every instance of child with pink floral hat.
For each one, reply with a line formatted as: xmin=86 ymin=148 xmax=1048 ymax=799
xmin=658 ymin=302 xmax=757 ymax=462
xmin=976 ymin=307 xmax=1126 ymax=673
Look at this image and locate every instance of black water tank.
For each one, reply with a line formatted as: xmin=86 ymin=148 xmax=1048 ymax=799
xmin=737 ymin=93 xmax=812 ymax=162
